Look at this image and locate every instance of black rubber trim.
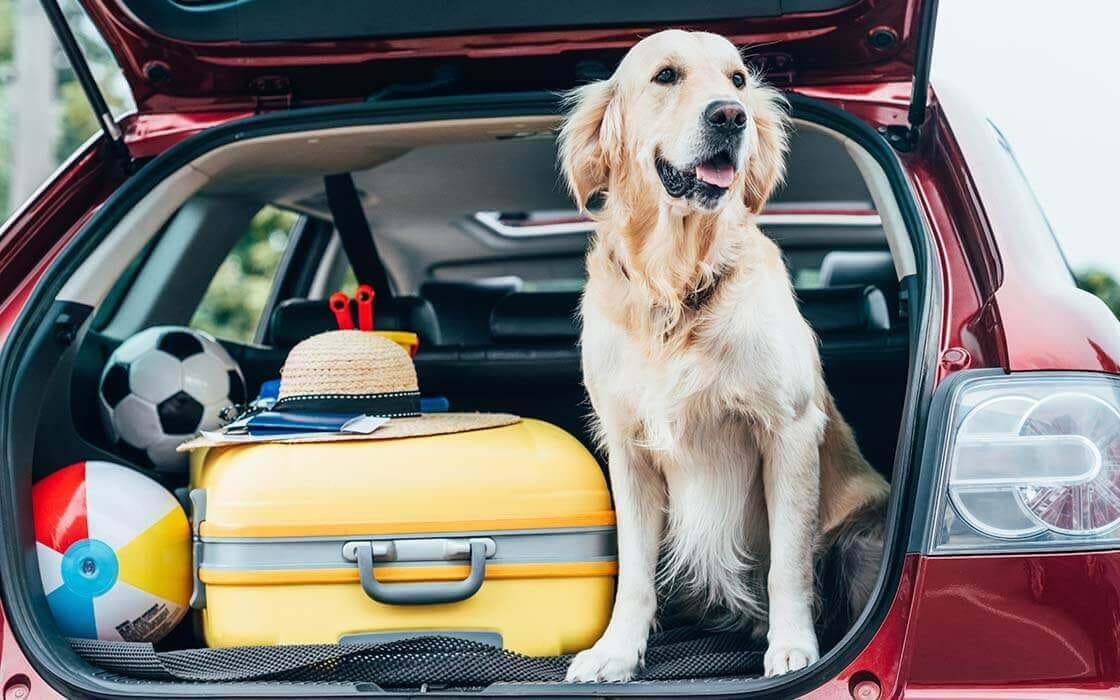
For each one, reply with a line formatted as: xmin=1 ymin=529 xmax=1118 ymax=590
xmin=119 ymin=0 xmax=857 ymax=43
xmin=0 ymin=90 xmax=934 ymax=699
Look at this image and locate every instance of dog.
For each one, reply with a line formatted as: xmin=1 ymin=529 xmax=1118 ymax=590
xmin=559 ymin=30 xmax=890 ymax=682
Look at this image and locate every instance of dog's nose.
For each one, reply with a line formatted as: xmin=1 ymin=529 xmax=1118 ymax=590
xmin=704 ymin=101 xmax=747 ymax=133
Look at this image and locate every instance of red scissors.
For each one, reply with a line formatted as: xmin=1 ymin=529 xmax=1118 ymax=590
xmin=328 ymin=284 xmax=376 ymax=331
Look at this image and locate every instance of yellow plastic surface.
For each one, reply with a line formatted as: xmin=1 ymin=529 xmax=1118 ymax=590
xmin=192 ymin=419 xmax=615 ymax=655
xmin=374 ymin=330 xmax=419 ymax=357
xmin=199 ymin=560 xmax=619 ymax=585
xmin=193 ymin=420 xmax=611 ymax=537
xmin=201 ymin=577 xmax=613 ymax=656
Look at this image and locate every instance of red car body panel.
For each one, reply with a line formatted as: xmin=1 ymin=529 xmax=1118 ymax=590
xmin=0 ymin=605 xmax=63 ymax=700
xmin=1 ymin=12 xmax=1120 ymax=692
xmin=78 ymin=0 xmax=928 ymax=113
xmin=907 ymin=552 xmax=1120 ymax=689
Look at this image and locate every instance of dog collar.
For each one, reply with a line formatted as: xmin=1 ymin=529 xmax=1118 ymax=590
xmin=683 ymin=271 xmax=725 ymax=311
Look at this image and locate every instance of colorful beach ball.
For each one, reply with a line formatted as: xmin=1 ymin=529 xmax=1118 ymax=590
xmin=33 ymin=461 xmax=191 ymax=642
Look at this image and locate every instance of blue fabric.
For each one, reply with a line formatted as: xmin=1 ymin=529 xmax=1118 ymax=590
xmin=244 ymin=411 xmax=357 ymax=434
xmin=257 ymin=378 xmax=281 ymax=400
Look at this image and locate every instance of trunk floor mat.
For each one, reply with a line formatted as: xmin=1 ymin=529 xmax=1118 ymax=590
xmin=69 ymin=626 xmax=763 ymax=685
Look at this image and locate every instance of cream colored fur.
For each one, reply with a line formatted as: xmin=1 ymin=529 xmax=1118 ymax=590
xmin=560 ymin=30 xmax=889 ymax=682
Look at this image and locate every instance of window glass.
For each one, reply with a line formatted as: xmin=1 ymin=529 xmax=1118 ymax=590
xmin=191 ymin=206 xmax=300 ymax=342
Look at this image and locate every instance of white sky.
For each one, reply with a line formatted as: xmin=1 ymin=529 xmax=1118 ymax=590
xmin=934 ymin=0 xmax=1120 ymax=277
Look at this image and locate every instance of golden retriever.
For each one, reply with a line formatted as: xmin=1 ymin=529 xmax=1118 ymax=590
xmin=560 ymin=29 xmax=890 ymax=682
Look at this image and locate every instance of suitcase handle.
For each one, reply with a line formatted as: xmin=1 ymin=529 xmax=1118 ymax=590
xmin=351 ymin=540 xmax=488 ymax=605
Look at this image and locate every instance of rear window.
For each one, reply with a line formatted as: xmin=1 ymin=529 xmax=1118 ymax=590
xmin=474 ymin=211 xmax=592 ymax=238
xmin=190 ymin=205 xmax=301 ymax=342
xmin=447 ymin=205 xmax=886 ymax=292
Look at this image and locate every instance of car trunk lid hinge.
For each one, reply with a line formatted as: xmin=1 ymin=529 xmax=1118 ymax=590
xmin=38 ymin=0 xmax=134 ymax=174
xmin=884 ymin=0 xmax=939 ymax=153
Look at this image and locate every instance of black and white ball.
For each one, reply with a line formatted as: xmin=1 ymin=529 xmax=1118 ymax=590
xmin=99 ymin=327 xmax=246 ymax=472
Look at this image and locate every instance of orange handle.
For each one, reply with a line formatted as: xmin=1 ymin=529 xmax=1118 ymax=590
xmin=328 ymin=292 xmax=353 ymax=330
xmin=355 ymin=284 xmax=375 ymax=331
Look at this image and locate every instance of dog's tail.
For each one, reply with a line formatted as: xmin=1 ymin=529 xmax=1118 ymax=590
xmin=814 ymin=500 xmax=886 ymax=650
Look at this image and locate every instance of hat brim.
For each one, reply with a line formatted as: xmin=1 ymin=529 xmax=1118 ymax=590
xmin=178 ymin=413 xmax=520 ymax=451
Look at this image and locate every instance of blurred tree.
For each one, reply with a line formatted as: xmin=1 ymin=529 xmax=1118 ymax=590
xmin=0 ymin=0 xmax=11 ymax=61
xmin=0 ymin=0 xmax=133 ymax=217
xmin=7 ymin=0 xmax=52 ymax=213
xmin=190 ymin=207 xmax=298 ymax=342
xmin=0 ymin=0 xmax=15 ymax=211
xmin=1076 ymin=268 xmax=1120 ymax=317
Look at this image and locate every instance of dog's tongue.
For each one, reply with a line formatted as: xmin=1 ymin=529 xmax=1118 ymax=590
xmin=696 ymin=161 xmax=735 ymax=188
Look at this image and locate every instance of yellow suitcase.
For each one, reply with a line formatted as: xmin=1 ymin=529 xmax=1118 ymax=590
xmin=187 ymin=419 xmax=616 ymax=656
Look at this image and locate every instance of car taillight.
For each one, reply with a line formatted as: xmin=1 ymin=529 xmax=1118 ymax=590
xmin=929 ymin=373 xmax=1120 ymax=554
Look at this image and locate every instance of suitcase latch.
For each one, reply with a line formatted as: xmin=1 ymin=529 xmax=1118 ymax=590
xmin=342 ymin=538 xmax=495 ymax=606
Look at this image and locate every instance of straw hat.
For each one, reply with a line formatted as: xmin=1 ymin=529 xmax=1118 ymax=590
xmin=181 ymin=331 xmax=517 ymax=449
xmin=274 ymin=330 xmax=518 ymax=438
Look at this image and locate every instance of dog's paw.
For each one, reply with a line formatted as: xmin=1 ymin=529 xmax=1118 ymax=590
xmin=565 ymin=637 xmax=644 ymax=683
xmin=763 ymin=634 xmax=819 ymax=677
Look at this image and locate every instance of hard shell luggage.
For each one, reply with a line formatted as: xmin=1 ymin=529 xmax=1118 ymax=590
xmin=188 ymin=419 xmax=616 ymax=655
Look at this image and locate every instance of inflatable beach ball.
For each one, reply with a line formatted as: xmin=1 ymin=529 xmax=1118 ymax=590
xmin=33 ymin=461 xmax=191 ymax=642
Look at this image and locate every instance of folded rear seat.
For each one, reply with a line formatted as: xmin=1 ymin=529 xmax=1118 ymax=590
xmin=486 ymin=286 xmax=892 ymax=343
xmin=416 ymin=286 xmax=905 ymax=468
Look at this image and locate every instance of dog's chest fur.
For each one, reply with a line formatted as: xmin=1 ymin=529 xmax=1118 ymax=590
xmin=581 ymin=228 xmax=822 ymax=616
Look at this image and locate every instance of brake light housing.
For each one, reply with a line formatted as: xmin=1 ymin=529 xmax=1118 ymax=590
xmin=926 ymin=372 xmax=1120 ymax=554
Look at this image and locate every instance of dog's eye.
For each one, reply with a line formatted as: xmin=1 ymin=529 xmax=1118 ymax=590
xmin=653 ymin=67 xmax=678 ymax=85
xmin=731 ymin=72 xmax=746 ymax=89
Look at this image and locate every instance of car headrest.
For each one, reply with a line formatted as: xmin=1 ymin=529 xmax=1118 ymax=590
xmin=489 ymin=291 xmax=579 ymax=342
xmin=797 ymin=285 xmax=890 ymax=334
xmin=487 ymin=285 xmax=889 ymax=343
xmin=419 ymin=277 xmax=523 ymax=345
xmin=819 ymin=251 xmax=897 ymax=293
xmin=269 ymin=296 xmax=442 ymax=348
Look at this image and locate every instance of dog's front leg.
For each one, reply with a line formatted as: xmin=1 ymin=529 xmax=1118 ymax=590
xmin=761 ymin=407 xmax=824 ymax=676
xmin=566 ymin=443 xmax=664 ymax=682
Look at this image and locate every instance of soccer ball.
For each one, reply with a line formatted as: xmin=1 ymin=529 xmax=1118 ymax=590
xmin=99 ymin=327 xmax=246 ymax=472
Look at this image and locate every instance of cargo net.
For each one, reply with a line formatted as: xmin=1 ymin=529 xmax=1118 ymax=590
xmin=70 ymin=627 xmax=763 ymax=687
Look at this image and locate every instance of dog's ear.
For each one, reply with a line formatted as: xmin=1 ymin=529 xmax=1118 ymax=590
xmin=742 ymin=81 xmax=790 ymax=214
xmin=558 ymin=80 xmax=622 ymax=211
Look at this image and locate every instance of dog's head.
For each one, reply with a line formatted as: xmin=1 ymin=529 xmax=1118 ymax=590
xmin=560 ymin=30 xmax=788 ymax=216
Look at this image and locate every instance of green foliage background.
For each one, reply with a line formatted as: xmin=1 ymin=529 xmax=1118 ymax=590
xmin=1077 ymin=269 xmax=1120 ymax=317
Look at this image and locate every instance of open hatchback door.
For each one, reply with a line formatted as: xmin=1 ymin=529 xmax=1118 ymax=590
xmin=75 ymin=0 xmax=937 ymax=119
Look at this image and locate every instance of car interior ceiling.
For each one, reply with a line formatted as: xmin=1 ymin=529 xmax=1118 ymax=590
xmin=21 ymin=114 xmax=913 ymax=685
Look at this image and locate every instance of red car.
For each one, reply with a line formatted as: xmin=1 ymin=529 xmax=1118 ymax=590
xmin=1 ymin=0 xmax=1119 ymax=697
